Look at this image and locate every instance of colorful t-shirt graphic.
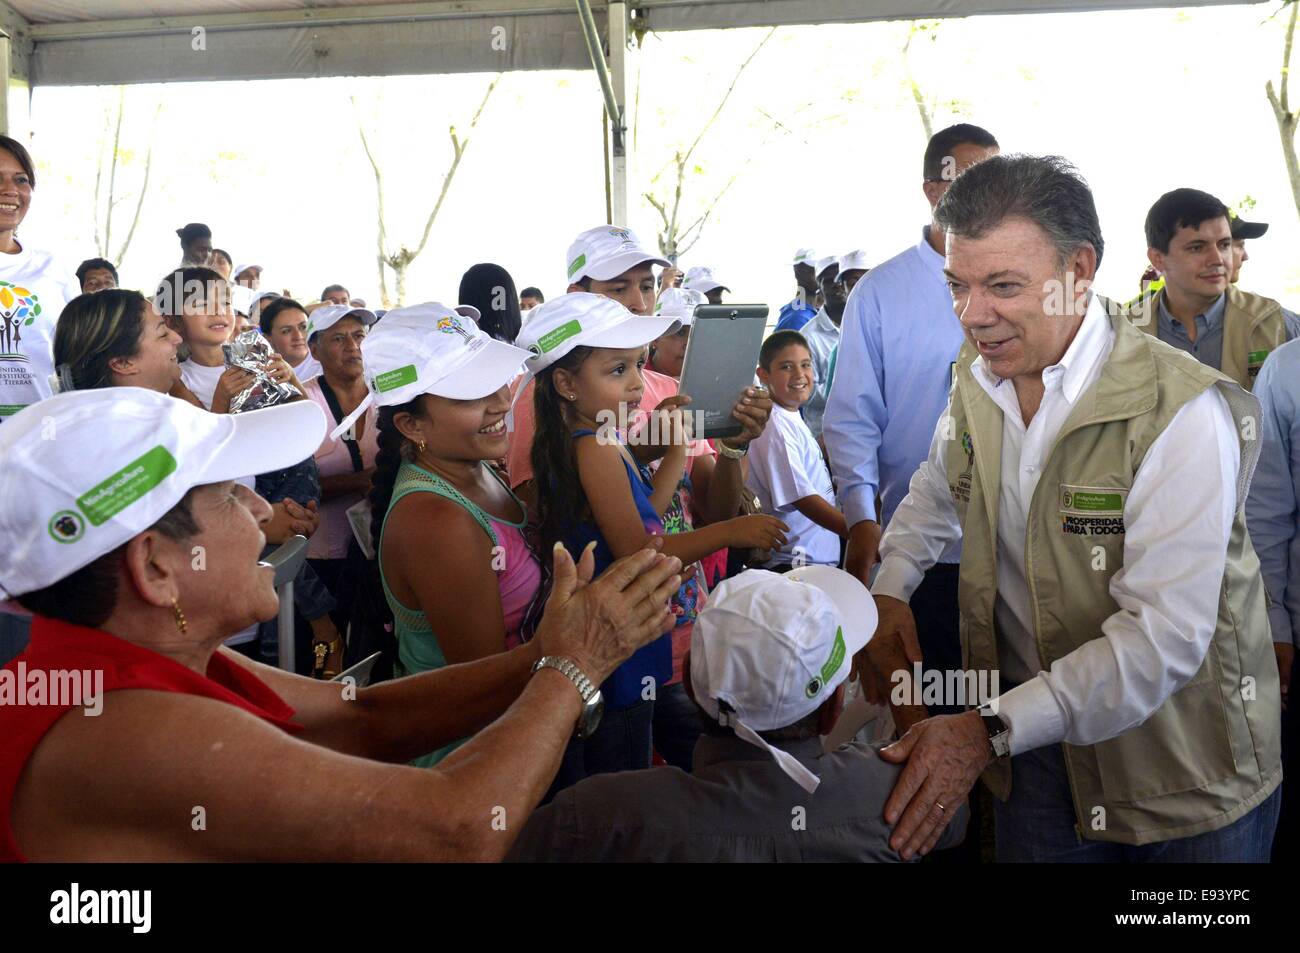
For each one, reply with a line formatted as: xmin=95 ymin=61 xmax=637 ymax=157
xmin=0 ymin=249 xmax=80 ymax=421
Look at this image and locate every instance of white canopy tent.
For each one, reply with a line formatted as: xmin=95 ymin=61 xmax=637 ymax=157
xmin=0 ymin=0 xmax=1256 ymax=220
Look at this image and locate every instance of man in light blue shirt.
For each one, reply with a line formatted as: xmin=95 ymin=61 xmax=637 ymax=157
xmin=822 ymin=123 xmax=999 ymax=734
xmin=1245 ymin=339 xmax=1300 ymax=860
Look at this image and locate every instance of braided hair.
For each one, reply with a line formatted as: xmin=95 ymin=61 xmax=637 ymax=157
xmin=529 ymin=346 xmax=594 ymax=561
xmin=367 ymin=399 xmax=421 ymax=558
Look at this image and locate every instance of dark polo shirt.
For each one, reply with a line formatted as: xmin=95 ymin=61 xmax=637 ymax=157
xmin=508 ymin=734 xmax=968 ymax=862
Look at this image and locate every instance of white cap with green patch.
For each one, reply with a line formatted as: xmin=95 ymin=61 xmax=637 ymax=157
xmin=515 ymin=292 xmax=679 ymax=374
xmin=327 ymin=301 xmax=531 ymax=441
xmin=0 ymin=388 xmax=328 ymax=599
xmin=690 ymin=565 xmax=877 ymax=793
xmin=565 ymin=225 xmax=669 ymax=284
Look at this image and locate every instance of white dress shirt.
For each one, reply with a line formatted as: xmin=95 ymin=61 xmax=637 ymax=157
xmin=872 ymin=296 xmax=1240 ymax=755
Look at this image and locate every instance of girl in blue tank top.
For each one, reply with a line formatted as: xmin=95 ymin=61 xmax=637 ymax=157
xmin=529 ymin=327 xmax=786 ymax=781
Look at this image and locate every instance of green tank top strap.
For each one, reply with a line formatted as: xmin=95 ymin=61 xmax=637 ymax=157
xmin=391 ymin=461 xmax=501 ymax=546
xmin=377 ymin=460 xmax=505 ymax=626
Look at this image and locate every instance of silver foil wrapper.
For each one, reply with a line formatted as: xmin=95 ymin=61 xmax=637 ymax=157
xmin=222 ymin=329 xmax=299 ymax=413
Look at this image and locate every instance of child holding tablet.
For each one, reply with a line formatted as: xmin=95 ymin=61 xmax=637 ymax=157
xmin=524 ymin=293 xmax=788 ymax=781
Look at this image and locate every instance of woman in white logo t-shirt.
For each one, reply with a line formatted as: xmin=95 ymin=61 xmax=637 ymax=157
xmin=0 ymin=136 xmax=81 ymax=423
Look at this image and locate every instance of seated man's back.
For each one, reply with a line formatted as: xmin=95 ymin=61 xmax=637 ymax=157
xmin=508 ymin=733 xmax=967 ymax=862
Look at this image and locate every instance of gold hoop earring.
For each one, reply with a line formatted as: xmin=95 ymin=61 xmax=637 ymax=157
xmin=417 ymin=439 xmax=427 ymax=453
xmin=172 ymin=599 xmax=188 ymax=635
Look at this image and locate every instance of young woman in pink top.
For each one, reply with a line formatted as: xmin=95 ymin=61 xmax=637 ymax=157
xmin=369 ymin=327 xmax=543 ymax=766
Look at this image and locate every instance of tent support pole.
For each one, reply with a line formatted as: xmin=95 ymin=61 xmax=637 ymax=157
xmin=576 ymin=0 xmax=628 ymax=226
xmin=0 ymin=31 xmax=10 ymax=137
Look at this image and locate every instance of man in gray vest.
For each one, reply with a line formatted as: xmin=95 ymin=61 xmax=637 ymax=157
xmin=864 ymin=155 xmax=1281 ymax=861
xmin=1126 ymin=188 xmax=1300 ymax=391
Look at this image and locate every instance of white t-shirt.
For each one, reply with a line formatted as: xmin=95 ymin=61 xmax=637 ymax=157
xmin=293 ymin=352 xmax=322 ymax=384
xmin=0 ymin=245 xmax=80 ymax=421
xmin=745 ymin=404 xmax=841 ymax=567
xmin=180 ymin=359 xmax=227 ymax=411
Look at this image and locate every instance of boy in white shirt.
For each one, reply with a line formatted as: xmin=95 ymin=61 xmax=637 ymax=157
xmin=746 ymin=331 xmax=848 ymax=569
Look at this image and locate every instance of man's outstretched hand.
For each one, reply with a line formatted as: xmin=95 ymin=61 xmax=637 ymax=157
xmin=879 ymin=710 xmax=991 ymax=859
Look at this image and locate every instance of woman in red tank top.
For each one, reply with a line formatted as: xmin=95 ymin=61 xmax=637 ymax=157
xmin=0 ymin=364 xmax=680 ymax=861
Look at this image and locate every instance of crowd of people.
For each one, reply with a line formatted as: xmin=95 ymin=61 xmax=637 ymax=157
xmin=0 ymin=119 xmax=1295 ymax=863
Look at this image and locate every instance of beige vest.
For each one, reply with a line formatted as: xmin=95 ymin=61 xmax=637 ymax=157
xmin=1126 ymin=285 xmax=1288 ymax=390
xmin=946 ymin=313 xmax=1281 ymax=845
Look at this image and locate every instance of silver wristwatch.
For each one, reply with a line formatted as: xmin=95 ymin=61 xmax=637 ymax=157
xmin=532 ymin=656 xmax=604 ymax=739
xmin=716 ymin=439 xmax=748 ymax=460
xmin=977 ymin=703 xmax=1011 ymax=760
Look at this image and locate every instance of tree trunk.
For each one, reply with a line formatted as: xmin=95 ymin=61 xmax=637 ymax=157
xmin=1267 ymin=2 xmax=1300 ymax=224
xmin=394 ymin=264 xmax=407 ymax=309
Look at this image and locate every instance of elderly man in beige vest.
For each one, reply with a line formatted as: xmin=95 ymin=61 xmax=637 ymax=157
xmin=1124 ymin=188 xmax=1300 ymax=391
xmin=856 ymin=155 xmax=1281 ymax=862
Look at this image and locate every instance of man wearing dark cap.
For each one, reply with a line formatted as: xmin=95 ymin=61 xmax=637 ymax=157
xmin=1230 ymin=214 xmax=1269 ymax=285
xmin=1126 ymin=189 xmax=1300 ymax=391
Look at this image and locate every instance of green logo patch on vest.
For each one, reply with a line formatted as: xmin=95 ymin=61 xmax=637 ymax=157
xmin=950 ymin=430 xmax=975 ymax=504
xmin=1248 ymin=349 xmax=1270 ymax=379
xmin=1059 ymin=484 xmax=1126 ymax=536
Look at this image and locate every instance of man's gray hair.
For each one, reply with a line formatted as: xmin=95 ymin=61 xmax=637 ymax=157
xmin=934 ymin=154 xmax=1104 ymax=269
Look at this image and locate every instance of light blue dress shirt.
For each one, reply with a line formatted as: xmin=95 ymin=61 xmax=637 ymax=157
xmin=822 ymin=226 xmax=965 ymax=562
xmin=1154 ymin=291 xmax=1300 ymax=371
xmin=1245 ymin=337 xmax=1300 ymax=646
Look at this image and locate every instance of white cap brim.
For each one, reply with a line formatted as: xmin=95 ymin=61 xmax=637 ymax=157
xmin=584 ymin=315 xmax=681 ymax=351
xmin=426 ymin=337 xmax=527 ymax=400
xmin=580 ymin=249 xmax=671 ymax=283
xmin=689 ymin=280 xmax=728 ymax=294
xmin=785 ymin=564 xmax=877 ymax=655
xmin=200 ymin=400 xmax=329 ymax=483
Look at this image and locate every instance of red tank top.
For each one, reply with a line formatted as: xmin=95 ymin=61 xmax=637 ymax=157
xmin=0 ymin=615 xmax=303 ymax=862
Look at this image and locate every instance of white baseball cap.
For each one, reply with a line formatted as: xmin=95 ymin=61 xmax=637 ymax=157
xmin=308 ymin=304 xmax=378 ymax=340
xmin=814 ymin=255 xmax=839 ymax=279
xmin=515 ymin=292 xmax=679 ymax=375
xmin=792 ymin=247 xmax=818 ymax=266
xmin=230 ymin=283 xmax=257 ymax=316
xmin=837 ymin=249 xmax=872 ymax=274
xmin=566 ymin=225 xmax=669 ymax=284
xmin=249 ymin=290 xmax=282 ymax=316
xmin=232 ymin=263 xmax=263 ymax=280
xmin=328 ymin=301 xmax=530 ymax=440
xmin=654 ymin=287 xmax=706 ymax=325
xmin=0 ymin=388 xmax=328 ymax=600
xmin=690 ymin=565 xmax=878 ymax=793
xmin=682 ymin=266 xmax=729 ymax=295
